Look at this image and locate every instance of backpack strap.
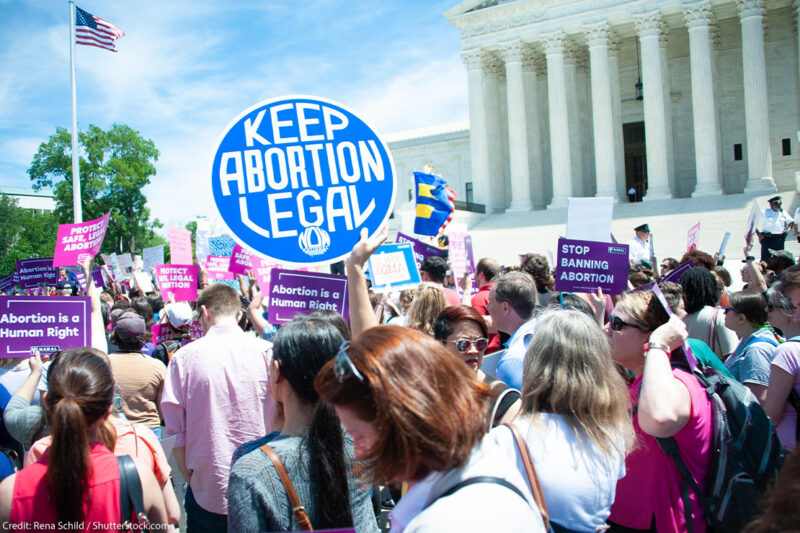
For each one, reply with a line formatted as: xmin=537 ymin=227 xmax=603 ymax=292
xmin=430 ymin=476 xmax=527 ymax=507
xmin=489 ymin=386 xmax=520 ymax=429
xmin=788 ymin=389 xmax=800 ymax=442
xmin=259 ymin=443 xmax=313 ymax=531
xmin=117 ymin=455 xmax=150 ymax=527
xmin=655 ymin=437 xmax=712 ymax=533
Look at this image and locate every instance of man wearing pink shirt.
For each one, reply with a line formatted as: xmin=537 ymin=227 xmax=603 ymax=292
xmin=161 ymin=284 xmax=273 ymax=533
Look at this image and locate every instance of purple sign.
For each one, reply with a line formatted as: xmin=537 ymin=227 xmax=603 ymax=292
xmin=464 ymin=235 xmax=476 ymax=275
xmin=635 ymin=260 xmax=693 ymax=293
xmin=154 ymin=265 xmax=199 ymax=302
xmin=554 ymin=238 xmax=629 ymax=295
xmin=16 ymin=258 xmax=57 ymax=289
xmin=91 ymin=267 xmax=105 ymax=288
xmin=0 ymin=296 xmax=92 ymax=357
xmin=268 ymin=269 xmax=348 ymax=325
xmin=229 ymin=244 xmax=253 ymax=275
xmin=0 ymin=276 xmax=14 ymax=293
xmin=395 ymin=232 xmax=445 ymax=266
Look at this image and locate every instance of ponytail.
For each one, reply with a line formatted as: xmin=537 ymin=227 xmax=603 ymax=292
xmin=47 ymin=396 xmax=91 ymax=523
xmin=304 ymin=399 xmax=353 ymax=529
xmin=44 ymin=349 xmax=114 ymax=523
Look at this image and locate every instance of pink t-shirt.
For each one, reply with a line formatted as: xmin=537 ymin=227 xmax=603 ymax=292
xmin=771 ymin=343 xmax=800 ymax=449
xmin=609 ymin=369 xmax=713 ymax=532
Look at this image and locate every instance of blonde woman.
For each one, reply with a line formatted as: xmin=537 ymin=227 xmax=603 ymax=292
xmin=406 ymin=282 xmax=447 ymax=336
xmin=491 ymin=310 xmax=634 ymax=532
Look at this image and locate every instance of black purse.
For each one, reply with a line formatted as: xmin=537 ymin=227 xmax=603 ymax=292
xmin=118 ymin=455 xmax=151 ymax=530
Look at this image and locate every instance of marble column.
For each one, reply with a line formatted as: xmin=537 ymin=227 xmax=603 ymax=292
xmin=684 ymin=2 xmax=723 ymax=197
xmin=502 ymin=41 xmax=534 ymax=211
xmin=462 ymin=49 xmax=492 ymax=208
xmin=659 ymin=27 xmax=676 ymax=192
xmin=585 ymin=22 xmax=620 ymax=199
xmin=524 ymin=54 xmax=545 ymax=208
xmin=635 ymin=11 xmax=673 ymax=199
xmin=484 ymin=55 xmax=507 ymax=212
xmin=564 ymin=41 xmax=585 ymax=197
xmin=543 ymin=32 xmax=573 ymax=209
xmin=608 ymin=35 xmax=625 ymax=197
xmin=737 ymin=0 xmax=777 ymax=192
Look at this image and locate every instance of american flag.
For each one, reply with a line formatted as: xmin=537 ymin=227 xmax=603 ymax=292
xmin=438 ymin=185 xmax=457 ymax=235
xmin=75 ymin=6 xmax=124 ymax=52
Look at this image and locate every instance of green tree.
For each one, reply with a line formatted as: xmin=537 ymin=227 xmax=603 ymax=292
xmin=28 ymin=124 xmax=164 ymax=254
xmin=0 ymin=195 xmax=59 ymax=275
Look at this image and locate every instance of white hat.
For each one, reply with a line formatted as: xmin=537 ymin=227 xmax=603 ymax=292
xmin=165 ymin=302 xmax=193 ymax=329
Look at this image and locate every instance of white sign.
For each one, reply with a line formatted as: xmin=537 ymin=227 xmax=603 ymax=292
xmin=566 ymin=197 xmax=614 ymax=243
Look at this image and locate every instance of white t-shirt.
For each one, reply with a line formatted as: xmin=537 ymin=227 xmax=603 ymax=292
xmin=760 ymin=208 xmax=792 ymax=234
xmin=490 ymin=415 xmax=626 ymax=532
xmin=627 ymin=236 xmax=649 ymax=264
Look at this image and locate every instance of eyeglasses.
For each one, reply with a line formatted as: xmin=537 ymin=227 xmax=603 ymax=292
xmin=333 ymin=341 xmax=365 ymax=383
xmin=447 ymin=338 xmax=489 ymax=353
xmin=608 ymin=315 xmax=646 ymax=332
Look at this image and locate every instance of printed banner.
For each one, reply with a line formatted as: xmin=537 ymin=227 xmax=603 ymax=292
xmin=554 ymin=238 xmax=629 ymax=295
xmin=152 ymin=321 xmax=203 ymax=345
xmin=687 ymin=222 xmax=700 ymax=252
xmin=251 ymin=257 xmax=313 ymax=296
xmin=116 ymin=253 xmax=135 ymax=277
xmin=142 ymin=245 xmax=164 ymax=272
xmin=16 ymin=258 xmax=57 ymax=289
xmin=367 ymin=243 xmax=421 ymax=293
xmin=0 ymin=296 xmax=91 ymax=357
xmin=0 ymin=276 xmax=15 ymax=293
xmin=52 ymin=212 xmax=110 ymax=267
xmin=208 ymin=234 xmax=236 ymax=257
xmin=395 ymin=232 xmax=446 ymax=266
xmin=169 ymin=227 xmax=193 ymax=265
xmin=211 ymin=95 xmax=397 ymax=265
xmin=229 ymin=244 xmax=254 ymax=275
xmin=267 ymin=269 xmax=348 ymax=324
xmin=154 ymin=265 xmax=199 ymax=302
xmin=205 ymin=255 xmax=234 ymax=281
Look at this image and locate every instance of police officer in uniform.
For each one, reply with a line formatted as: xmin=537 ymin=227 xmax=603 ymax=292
xmin=756 ymin=196 xmax=793 ymax=262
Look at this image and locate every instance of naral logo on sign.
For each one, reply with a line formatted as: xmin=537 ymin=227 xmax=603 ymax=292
xmin=211 ymin=95 xmax=397 ymax=265
xmin=608 ymin=246 xmax=628 ymax=255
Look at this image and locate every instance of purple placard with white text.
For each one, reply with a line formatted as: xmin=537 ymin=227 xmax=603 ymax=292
xmin=554 ymin=238 xmax=629 ymax=295
xmin=395 ymin=232 xmax=446 ymax=266
xmin=0 ymin=276 xmax=14 ymax=293
xmin=154 ymin=265 xmax=199 ymax=302
xmin=228 ymin=244 xmax=253 ymax=275
xmin=268 ymin=269 xmax=348 ymax=325
xmin=91 ymin=267 xmax=105 ymax=288
xmin=0 ymin=296 xmax=91 ymax=356
xmin=16 ymin=259 xmax=57 ymax=289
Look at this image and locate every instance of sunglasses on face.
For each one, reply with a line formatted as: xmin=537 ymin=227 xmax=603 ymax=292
xmin=333 ymin=341 xmax=365 ymax=384
xmin=608 ymin=315 xmax=645 ymax=332
xmin=447 ymin=338 xmax=489 ymax=353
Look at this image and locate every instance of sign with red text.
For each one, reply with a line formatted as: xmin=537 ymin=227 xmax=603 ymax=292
xmin=366 ymin=243 xmax=420 ymax=292
xmin=52 ymin=212 xmax=110 ymax=267
xmin=687 ymin=222 xmax=700 ymax=252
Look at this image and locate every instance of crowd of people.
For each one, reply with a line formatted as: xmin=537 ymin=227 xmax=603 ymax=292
xmin=0 ymin=219 xmax=797 ymax=532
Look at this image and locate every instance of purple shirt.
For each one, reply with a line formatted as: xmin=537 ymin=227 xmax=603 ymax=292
xmin=160 ymin=324 xmax=273 ymax=515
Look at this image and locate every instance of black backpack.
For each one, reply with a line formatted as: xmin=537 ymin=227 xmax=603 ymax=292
xmin=654 ymin=363 xmax=785 ymax=533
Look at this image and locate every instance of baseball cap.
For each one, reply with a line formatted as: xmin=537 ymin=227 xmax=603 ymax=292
xmin=114 ymin=312 xmax=146 ymax=340
xmin=165 ymin=302 xmax=193 ymax=329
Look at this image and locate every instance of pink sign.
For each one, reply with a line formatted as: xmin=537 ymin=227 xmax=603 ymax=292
xmin=252 ymin=256 xmax=313 ymax=296
xmin=169 ymin=227 xmax=193 ymax=265
xmin=53 ymin=212 xmax=110 ymax=267
xmin=229 ymin=244 xmax=253 ymax=275
xmin=154 ymin=264 xmax=198 ymax=302
xmin=152 ymin=321 xmax=203 ymax=345
xmin=206 ymin=255 xmax=234 ymax=281
xmin=687 ymin=222 xmax=700 ymax=252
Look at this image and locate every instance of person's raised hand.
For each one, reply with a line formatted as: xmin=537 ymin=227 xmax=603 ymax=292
xmin=347 ymin=226 xmax=388 ymax=270
xmin=649 ymin=315 xmax=688 ymax=351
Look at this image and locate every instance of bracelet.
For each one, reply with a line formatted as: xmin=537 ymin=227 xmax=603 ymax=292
xmin=643 ymin=342 xmax=671 ymax=356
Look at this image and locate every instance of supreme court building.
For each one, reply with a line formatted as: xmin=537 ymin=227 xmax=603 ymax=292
xmin=388 ymin=0 xmax=800 ymax=217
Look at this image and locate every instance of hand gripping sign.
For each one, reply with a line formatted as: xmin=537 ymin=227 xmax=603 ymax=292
xmin=211 ymin=96 xmax=397 ymax=266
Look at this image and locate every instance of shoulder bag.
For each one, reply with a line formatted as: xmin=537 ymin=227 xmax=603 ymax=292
xmin=260 ymin=443 xmax=314 ymax=531
xmin=118 ymin=455 xmax=151 ymax=530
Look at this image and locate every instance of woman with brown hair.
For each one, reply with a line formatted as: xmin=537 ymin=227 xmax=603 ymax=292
xmin=0 ymin=348 xmax=167 ymax=529
xmin=605 ymin=291 xmax=713 ymax=533
xmin=315 ymin=326 xmax=543 ymax=532
xmin=433 ymin=305 xmax=521 ymax=428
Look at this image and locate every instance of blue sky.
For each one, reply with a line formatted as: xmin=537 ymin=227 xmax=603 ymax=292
xmin=0 ymin=0 xmax=469 ymax=229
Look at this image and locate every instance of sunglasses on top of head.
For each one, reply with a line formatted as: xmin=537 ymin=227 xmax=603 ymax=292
xmin=333 ymin=341 xmax=365 ymax=384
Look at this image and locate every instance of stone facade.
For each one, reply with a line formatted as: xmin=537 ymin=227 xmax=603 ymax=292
xmin=388 ymin=0 xmax=800 ymax=218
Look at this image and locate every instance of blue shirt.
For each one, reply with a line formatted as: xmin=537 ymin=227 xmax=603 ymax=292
xmin=495 ymin=318 xmax=537 ymax=390
xmin=725 ymin=328 xmax=778 ymax=387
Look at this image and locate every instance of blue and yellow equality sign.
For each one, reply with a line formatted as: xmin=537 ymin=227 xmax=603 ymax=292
xmin=211 ymin=96 xmax=397 ymax=265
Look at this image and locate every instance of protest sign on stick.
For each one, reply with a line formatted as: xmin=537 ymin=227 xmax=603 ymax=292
xmin=229 ymin=244 xmax=254 ymax=275
xmin=267 ymin=269 xmax=348 ymax=324
xmin=210 ymin=95 xmax=397 ymax=266
xmin=367 ymin=243 xmax=420 ymax=293
xmin=142 ymin=245 xmax=164 ymax=272
xmin=554 ymin=238 xmax=629 ymax=295
xmin=154 ymin=265 xmax=198 ymax=302
xmin=52 ymin=212 xmax=110 ymax=267
xmin=718 ymin=232 xmax=731 ymax=258
xmin=116 ymin=253 xmax=135 ymax=277
xmin=16 ymin=259 xmax=57 ymax=289
xmin=169 ymin=228 xmax=193 ymax=265
xmin=395 ymin=232 xmax=445 ymax=266
xmin=0 ymin=276 xmax=14 ymax=293
xmin=566 ymin=198 xmax=614 ymax=243
xmin=687 ymin=222 xmax=700 ymax=252
xmin=0 ymin=296 xmax=91 ymax=356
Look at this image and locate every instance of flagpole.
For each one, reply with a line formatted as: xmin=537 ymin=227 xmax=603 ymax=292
xmin=68 ymin=1 xmax=82 ymax=223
